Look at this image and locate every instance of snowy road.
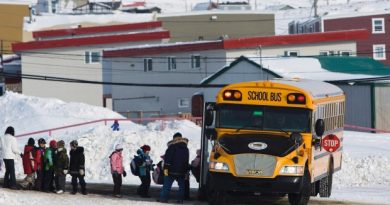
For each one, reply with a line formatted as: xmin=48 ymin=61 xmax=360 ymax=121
xmin=0 ymin=181 xmax=382 ymax=205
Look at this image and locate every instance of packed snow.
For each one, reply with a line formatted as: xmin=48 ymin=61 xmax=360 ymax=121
xmin=1 ymin=92 xmax=390 ymax=204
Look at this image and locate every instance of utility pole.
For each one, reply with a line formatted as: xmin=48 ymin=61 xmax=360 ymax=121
xmin=258 ymin=45 xmax=263 ymax=80
xmin=0 ymin=40 xmax=4 ymax=86
xmin=314 ymin=0 xmax=318 ymax=17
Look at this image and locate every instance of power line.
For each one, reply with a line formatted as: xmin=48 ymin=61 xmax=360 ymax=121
xmin=3 ymin=45 xmax=390 ymax=60
xmin=2 ymin=71 xmax=390 ymax=88
xmin=0 ymin=71 xmax=227 ymax=87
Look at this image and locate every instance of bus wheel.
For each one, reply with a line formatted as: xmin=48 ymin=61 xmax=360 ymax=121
xmin=208 ymin=189 xmax=226 ymax=205
xmin=288 ymin=167 xmax=311 ymax=205
xmin=319 ymin=160 xmax=333 ymax=197
xmin=310 ymin=181 xmax=319 ymax=196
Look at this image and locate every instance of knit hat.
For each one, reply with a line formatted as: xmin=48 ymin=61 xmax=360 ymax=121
xmin=141 ymin=145 xmax=151 ymax=152
xmin=57 ymin=140 xmax=65 ymax=148
xmin=27 ymin=138 xmax=35 ymax=146
xmin=173 ymin=132 xmax=182 ymax=139
xmin=49 ymin=140 xmax=57 ymax=148
xmin=38 ymin=138 xmax=46 ymax=144
xmin=115 ymin=144 xmax=123 ymax=151
xmin=5 ymin=126 xmax=15 ymax=136
xmin=70 ymin=140 xmax=78 ymax=147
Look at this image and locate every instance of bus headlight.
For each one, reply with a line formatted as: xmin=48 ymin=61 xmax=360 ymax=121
xmin=209 ymin=162 xmax=229 ymax=171
xmin=279 ymin=166 xmax=304 ymax=175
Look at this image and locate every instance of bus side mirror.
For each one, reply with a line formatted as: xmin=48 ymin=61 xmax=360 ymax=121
xmin=205 ymin=104 xmax=215 ymax=126
xmin=205 ymin=128 xmax=217 ymax=140
xmin=315 ymin=119 xmax=325 ymax=137
xmin=290 ymin=132 xmax=302 ymax=145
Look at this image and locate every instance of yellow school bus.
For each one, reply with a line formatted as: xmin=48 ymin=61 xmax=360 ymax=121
xmin=200 ymin=79 xmax=345 ymax=205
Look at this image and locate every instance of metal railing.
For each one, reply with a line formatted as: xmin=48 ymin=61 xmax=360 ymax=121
xmin=15 ymin=117 xmax=202 ymax=138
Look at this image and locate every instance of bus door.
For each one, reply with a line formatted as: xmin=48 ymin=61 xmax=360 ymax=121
xmin=199 ymin=102 xmax=216 ymax=198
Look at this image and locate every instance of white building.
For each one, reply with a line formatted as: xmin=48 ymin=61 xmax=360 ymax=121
xmin=103 ymin=29 xmax=368 ymax=116
xmin=13 ymin=21 xmax=169 ymax=107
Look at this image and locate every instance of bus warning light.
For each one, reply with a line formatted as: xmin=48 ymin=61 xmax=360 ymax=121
xmin=223 ymin=90 xmax=242 ymax=101
xmin=287 ymin=93 xmax=306 ymax=104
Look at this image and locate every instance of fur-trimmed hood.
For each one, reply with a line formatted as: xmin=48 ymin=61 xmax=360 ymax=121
xmin=167 ymin=137 xmax=188 ymax=147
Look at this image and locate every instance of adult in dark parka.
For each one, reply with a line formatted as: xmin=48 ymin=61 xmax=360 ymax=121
xmin=69 ymin=140 xmax=87 ymax=195
xmin=158 ymin=132 xmax=189 ymax=203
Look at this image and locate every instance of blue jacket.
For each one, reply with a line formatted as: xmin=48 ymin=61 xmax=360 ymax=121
xmin=136 ymin=149 xmax=153 ymax=177
xmin=163 ymin=138 xmax=189 ymax=176
xmin=111 ymin=122 xmax=119 ymax=131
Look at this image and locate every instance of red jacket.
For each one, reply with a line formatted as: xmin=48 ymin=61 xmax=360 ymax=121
xmin=22 ymin=145 xmax=39 ymax=174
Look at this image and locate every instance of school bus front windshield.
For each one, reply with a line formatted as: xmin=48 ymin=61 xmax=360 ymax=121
xmin=216 ymin=104 xmax=312 ymax=133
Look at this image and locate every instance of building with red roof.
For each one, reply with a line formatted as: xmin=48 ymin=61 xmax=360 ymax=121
xmin=12 ymin=21 xmax=169 ymax=107
xmin=102 ymin=29 xmax=368 ymax=116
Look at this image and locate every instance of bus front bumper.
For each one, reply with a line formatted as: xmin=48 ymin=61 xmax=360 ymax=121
xmin=208 ymin=172 xmax=303 ymax=194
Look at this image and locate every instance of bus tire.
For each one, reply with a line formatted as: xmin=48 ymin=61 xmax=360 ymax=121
xmin=310 ymin=181 xmax=319 ymax=196
xmin=208 ymin=190 xmax=226 ymax=205
xmin=319 ymin=159 xmax=333 ymax=197
xmin=288 ymin=167 xmax=311 ymax=205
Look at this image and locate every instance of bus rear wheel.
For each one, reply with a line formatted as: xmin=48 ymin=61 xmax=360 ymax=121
xmin=319 ymin=160 xmax=333 ymax=197
xmin=288 ymin=167 xmax=311 ymax=205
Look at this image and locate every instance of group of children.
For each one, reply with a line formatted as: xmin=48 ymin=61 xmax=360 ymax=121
xmin=20 ymin=137 xmax=87 ymax=195
xmin=16 ymin=130 xmax=201 ymax=203
xmin=109 ymin=133 xmax=201 ymax=203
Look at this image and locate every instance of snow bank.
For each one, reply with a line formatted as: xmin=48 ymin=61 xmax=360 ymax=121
xmin=0 ymin=92 xmax=123 ymax=134
xmin=0 ymin=92 xmax=201 ymax=187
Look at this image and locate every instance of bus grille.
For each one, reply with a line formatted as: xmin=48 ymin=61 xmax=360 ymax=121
xmin=234 ymin=154 xmax=276 ymax=177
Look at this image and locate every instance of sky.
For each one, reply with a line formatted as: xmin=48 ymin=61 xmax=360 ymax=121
xmin=1 ymin=91 xmax=390 ymax=204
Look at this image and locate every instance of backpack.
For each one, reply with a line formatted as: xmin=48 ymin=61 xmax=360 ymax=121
xmin=130 ymin=155 xmax=142 ymax=176
xmin=152 ymin=160 xmax=164 ymax=185
xmin=191 ymin=156 xmax=201 ymax=183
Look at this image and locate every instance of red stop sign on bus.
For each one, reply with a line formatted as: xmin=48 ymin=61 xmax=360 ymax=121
xmin=322 ymin=134 xmax=341 ymax=152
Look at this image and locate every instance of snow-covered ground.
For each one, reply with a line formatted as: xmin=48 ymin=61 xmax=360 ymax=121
xmin=1 ymin=92 xmax=390 ymax=204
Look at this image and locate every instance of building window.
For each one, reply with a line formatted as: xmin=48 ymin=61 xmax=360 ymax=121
xmin=144 ymin=58 xmax=153 ymax=71
xmin=319 ymin=51 xmax=329 ymax=56
xmin=191 ymin=55 xmax=201 ymax=68
xmin=85 ymin=51 xmax=101 ymax=64
xmin=284 ymin=51 xmax=299 ymax=57
xmin=339 ymin=51 xmax=351 ymax=56
xmin=373 ymin=44 xmax=386 ymax=60
xmin=372 ymin=18 xmax=385 ymax=34
xmin=178 ymin=98 xmax=190 ymax=108
xmin=168 ymin=57 xmax=176 ymax=70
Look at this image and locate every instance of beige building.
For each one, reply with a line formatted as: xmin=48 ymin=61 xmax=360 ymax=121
xmin=0 ymin=3 xmax=30 ymax=54
xmin=158 ymin=11 xmax=275 ymax=42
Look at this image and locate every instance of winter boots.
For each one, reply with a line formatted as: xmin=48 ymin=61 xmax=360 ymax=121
xmin=72 ymin=186 xmax=87 ymax=195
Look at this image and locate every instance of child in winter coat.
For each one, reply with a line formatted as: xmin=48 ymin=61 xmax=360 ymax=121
xmin=43 ymin=140 xmax=57 ymax=192
xmin=54 ymin=140 xmax=69 ymax=194
xmin=20 ymin=138 xmax=39 ymax=189
xmin=35 ymin=138 xmax=46 ymax=191
xmin=111 ymin=120 xmax=120 ymax=131
xmin=69 ymin=140 xmax=87 ymax=195
xmin=136 ymin=145 xmax=153 ymax=198
xmin=109 ymin=144 xmax=126 ymax=198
